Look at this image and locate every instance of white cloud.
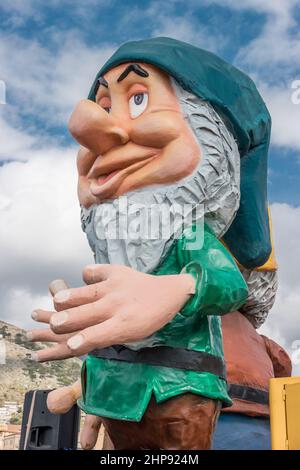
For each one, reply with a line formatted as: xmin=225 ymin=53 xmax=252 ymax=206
xmin=142 ymin=2 xmax=223 ymax=52
xmin=269 ymin=204 xmax=300 ymax=295
xmin=1 ymin=287 xmax=52 ymax=330
xmin=152 ymin=16 xmax=223 ymax=52
xmin=260 ymin=291 xmax=300 ymax=376
xmin=192 ymin=0 xmax=300 ymax=75
xmin=202 ymin=0 xmax=298 ymax=17
xmin=0 ymin=144 xmax=93 ymax=299
xmin=0 ymin=0 xmax=37 ymax=21
xmin=235 ymin=14 xmax=300 ymax=77
xmin=0 ymin=103 xmax=93 ymax=328
xmin=259 ymin=203 xmax=300 ymax=375
xmin=0 ymin=31 xmax=114 ymax=125
xmin=0 ymin=114 xmax=36 ymax=160
xmin=0 ymin=0 xmax=109 ymax=24
xmin=258 ymin=83 xmax=300 ymax=150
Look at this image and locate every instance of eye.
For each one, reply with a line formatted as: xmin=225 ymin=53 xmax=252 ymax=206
xmin=98 ymin=96 xmax=111 ymax=114
xmin=129 ymin=93 xmax=148 ymax=118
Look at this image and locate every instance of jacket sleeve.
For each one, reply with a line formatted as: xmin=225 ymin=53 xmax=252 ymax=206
xmin=261 ymin=335 xmax=292 ymax=378
xmin=177 ymin=224 xmax=248 ymax=317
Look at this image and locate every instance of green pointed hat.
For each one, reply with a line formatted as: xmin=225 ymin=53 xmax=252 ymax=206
xmin=88 ymin=37 xmax=272 ymax=269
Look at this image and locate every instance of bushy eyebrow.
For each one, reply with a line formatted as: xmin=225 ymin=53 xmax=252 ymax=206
xmin=93 ymin=76 xmax=108 ymax=97
xmin=93 ymin=64 xmax=149 ymax=97
xmin=117 ymin=64 xmax=149 ymax=82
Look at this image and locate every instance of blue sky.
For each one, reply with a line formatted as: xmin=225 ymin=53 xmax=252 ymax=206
xmin=1 ymin=0 xmax=300 ymax=203
xmin=0 ymin=0 xmax=300 ymax=371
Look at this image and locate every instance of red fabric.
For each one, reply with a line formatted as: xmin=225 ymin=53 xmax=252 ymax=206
xmin=221 ymin=311 xmax=292 ymax=417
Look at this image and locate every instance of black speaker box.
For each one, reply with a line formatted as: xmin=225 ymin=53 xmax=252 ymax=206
xmin=19 ymin=390 xmax=80 ymax=450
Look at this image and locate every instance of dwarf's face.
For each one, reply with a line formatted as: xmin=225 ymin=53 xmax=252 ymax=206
xmin=69 ymin=63 xmax=200 ymax=207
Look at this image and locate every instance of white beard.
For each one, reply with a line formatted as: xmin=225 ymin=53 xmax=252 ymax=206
xmin=81 ymin=84 xmax=241 ymax=274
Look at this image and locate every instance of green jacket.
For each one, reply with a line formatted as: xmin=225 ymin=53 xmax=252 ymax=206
xmin=78 ymin=224 xmax=248 ymax=421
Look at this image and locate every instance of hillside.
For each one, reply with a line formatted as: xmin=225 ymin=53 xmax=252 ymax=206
xmin=0 ymin=320 xmax=81 ymax=412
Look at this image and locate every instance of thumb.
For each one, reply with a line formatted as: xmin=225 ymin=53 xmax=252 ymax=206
xmin=80 ymin=414 xmax=102 ymax=449
xmin=82 ymin=264 xmax=114 ymax=284
xmin=47 ymin=379 xmax=82 ymax=414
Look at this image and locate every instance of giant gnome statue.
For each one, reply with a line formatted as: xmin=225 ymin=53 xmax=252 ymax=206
xmin=29 ymin=38 xmax=280 ymax=450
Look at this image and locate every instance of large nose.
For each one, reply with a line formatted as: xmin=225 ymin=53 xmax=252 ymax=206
xmin=68 ymin=99 xmax=129 ymax=154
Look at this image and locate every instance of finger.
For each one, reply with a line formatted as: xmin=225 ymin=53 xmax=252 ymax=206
xmin=32 ymin=343 xmax=74 ymax=362
xmin=80 ymin=415 xmax=102 ymax=450
xmin=53 ymin=281 xmax=109 ymax=311
xmin=66 ymin=316 xmax=125 ymax=356
xmin=49 ymin=279 xmax=69 ymax=297
xmin=49 ymin=297 xmax=113 ymax=334
xmin=31 ymin=309 xmax=54 ymax=324
xmin=49 ymin=279 xmax=70 ymax=312
xmin=47 ymin=380 xmax=82 ymax=414
xmin=27 ymin=328 xmax=76 ymax=343
xmin=82 ymin=264 xmax=114 ymax=285
xmin=77 ymin=147 xmax=97 ymax=176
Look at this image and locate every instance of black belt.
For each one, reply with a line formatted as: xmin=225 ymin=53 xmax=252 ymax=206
xmin=228 ymin=384 xmax=269 ymax=405
xmin=89 ymin=345 xmax=226 ymax=380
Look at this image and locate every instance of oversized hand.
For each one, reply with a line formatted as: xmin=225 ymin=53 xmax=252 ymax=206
xmin=29 ymin=264 xmax=195 ymax=361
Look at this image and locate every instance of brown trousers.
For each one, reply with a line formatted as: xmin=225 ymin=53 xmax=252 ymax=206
xmin=102 ymin=393 xmax=221 ymax=450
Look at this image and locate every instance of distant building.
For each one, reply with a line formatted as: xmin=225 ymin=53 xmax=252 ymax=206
xmin=0 ymin=424 xmax=21 ymax=450
xmin=0 ymin=401 xmax=19 ymax=424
